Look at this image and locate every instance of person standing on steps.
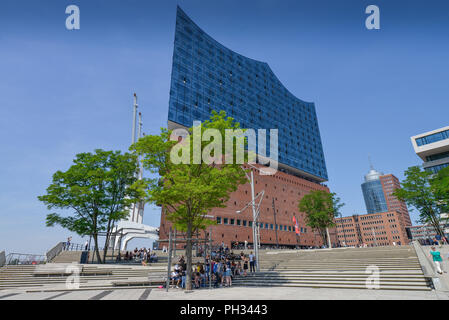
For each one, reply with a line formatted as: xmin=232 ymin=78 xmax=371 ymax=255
xmin=66 ymin=236 xmax=72 ymax=250
xmin=430 ymin=246 xmax=444 ymax=274
xmin=243 ymin=256 xmax=248 ymax=276
xmin=249 ymin=251 xmax=255 ymax=274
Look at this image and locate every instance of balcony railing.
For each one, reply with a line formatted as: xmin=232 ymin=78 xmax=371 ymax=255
xmin=5 ymin=253 xmax=47 ymax=265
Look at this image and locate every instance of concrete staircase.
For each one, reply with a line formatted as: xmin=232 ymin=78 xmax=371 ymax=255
xmin=233 ymin=246 xmax=433 ymax=291
xmin=0 ymin=264 xmax=167 ymax=291
xmin=51 ymin=251 xmax=83 ymax=263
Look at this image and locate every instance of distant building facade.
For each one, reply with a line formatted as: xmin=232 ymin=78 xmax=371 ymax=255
xmin=411 ymin=126 xmax=449 ymax=174
xmin=335 ymin=211 xmax=409 ymax=247
xmin=336 ymin=168 xmax=412 ymax=246
xmin=407 ymin=224 xmax=449 ymax=243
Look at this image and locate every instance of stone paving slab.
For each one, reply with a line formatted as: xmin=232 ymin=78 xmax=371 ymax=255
xmin=52 ymin=289 xmax=106 ymax=300
xmin=101 ymin=288 xmax=146 ymax=300
xmin=2 ymin=286 xmax=449 ymax=300
xmin=148 ymin=286 xmax=449 ymax=300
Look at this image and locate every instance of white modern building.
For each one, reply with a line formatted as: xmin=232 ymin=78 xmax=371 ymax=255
xmin=113 ymin=93 xmax=159 ymax=251
xmin=411 ymin=126 xmax=449 ymax=174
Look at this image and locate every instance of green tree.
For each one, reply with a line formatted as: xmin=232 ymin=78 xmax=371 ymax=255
xmin=393 ymin=166 xmax=445 ymax=238
xmin=432 ymin=166 xmax=449 ymax=218
xmin=298 ymin=190 xmax=341 ymax=247
xmin=38 ymin=149 xmax=146 ymax=263
xmin=132 ymin=111 xmax=247 ymax=290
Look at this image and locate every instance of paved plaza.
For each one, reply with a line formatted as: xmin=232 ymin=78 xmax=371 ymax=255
xmin=1 ymin=286 xmax=449 ymax=300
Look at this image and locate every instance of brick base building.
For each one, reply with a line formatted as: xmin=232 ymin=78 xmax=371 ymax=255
xmin=158 ymin=165 xmax=337 ymax=249
xmin=335 ymin=210 xmax=410 ymax=247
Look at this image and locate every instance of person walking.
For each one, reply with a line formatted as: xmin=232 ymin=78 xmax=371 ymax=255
xmin=84 ymin=240 xmax=89 ymax=251
xmin=66 ymin=236 xmax=72 ymax=250
xmin=430 ymin=246 xmax=444 ymax=274
xmin=243 ymin=257 xmax=248 ymax=276
xmin=225 ymin=264 xmax=232 ymax=287
xmin=249 ymin=251 xmax=255 ymax=274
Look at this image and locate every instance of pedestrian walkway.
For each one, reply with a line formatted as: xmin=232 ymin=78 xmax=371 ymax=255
xmin=0 ymin=286 xmax=448 ymax=300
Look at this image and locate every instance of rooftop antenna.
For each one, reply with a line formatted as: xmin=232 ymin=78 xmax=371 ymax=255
xmin=368 ymin=154 xmax=374 ymax=170
xmin=132 ymin=93 xmax=138 ymax=144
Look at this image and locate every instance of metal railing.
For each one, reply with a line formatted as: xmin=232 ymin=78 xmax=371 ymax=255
xmin=0 ymin=251 xmax=5 ymax=267
xmin=62 ymin=242 xmax=108 ymax=252
xmin=5 ymin=253 xmax=47 ymax=265
xmin=46 ymin=242 xmax=64 ymax=262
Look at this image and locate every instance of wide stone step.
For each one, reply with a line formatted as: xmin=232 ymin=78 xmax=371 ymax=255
xmin=233 ymin=278 xmax=429 ymax=285
xmin=237 ymin=274 xmax=427 ymax=280
xmin=232 ymin=282 xmax=432 ymax=291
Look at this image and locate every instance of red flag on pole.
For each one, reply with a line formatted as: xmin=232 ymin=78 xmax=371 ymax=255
xmin=292 ymin=216 xmax=300 ymax=235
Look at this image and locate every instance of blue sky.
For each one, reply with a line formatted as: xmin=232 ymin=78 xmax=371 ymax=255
xmin=0 ymin=0 xmax=448 ymax=254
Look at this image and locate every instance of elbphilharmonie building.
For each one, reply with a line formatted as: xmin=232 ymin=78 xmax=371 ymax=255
xmin=167 ymin=7 xmax=327 ymax=183
xmin=160 ymin=7 xmax=335 ymax=248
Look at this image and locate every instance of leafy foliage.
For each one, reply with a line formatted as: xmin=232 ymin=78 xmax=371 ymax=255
xmin=433 ymin=166 xmax=449 ymax=216
xmin=393 ymin=166 xmax=446 ymax=236
xmin=132 ymin=110 xmax=247 ymax=289
xmin=38 ymin=149 xmax=146 ymax=263
xmin=298 ymin=190 xmax=341 ymax=246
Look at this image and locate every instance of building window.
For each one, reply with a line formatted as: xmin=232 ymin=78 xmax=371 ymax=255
xmin=243 ymin=220 xmax=247 ymax=227
xmin=237 ymin=219 xmax=241 ymax=226
xmin=216 ymin=217 xmax=221 ymax=224
xmin=230 ymin=218 xmax=235 ymax=225
xmin=224 ymin=218 xmax=228 ymax=225
xmin=249 ymin=221 xmax=253 ymax=227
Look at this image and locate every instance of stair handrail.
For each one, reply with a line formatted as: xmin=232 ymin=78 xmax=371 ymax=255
xmin=412 ymin=240 xmax=449 ymax=291
xmin=46 ymin=242 xmax=64 ymax=262
xmin=412 ymin=241 xmax=437 ymax=276
xmin=0 ymin=251 xmax=5 ymax=267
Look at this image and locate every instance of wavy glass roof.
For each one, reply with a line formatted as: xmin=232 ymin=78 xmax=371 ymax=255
xmin=167 ymin=6 xmax=328 ymax=182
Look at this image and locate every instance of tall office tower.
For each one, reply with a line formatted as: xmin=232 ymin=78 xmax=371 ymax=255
xmin=344 ymin=167 xmax=412 ymax=246
xmin=361 ymin=166 xmax=388 ymax=214
xmin=159 ymin=7 xmax=336 ymax=248
xmin=361 ymin=167 xmax=411 ymax=225
xmin=411 ymin=126 xmax=449 ymax=174
xmin=379 ymin=174 xmax=412 ymax=227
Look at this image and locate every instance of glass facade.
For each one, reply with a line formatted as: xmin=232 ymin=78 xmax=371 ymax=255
xmin=167 ymin=7 xmax=328 ymax=181
xmin=426 ymin=163 xmax=449 ymax=174
xmin=416 ymin=129 xmax=449 ymax=146
xmin=426 ymin=151 xmax=449 ymax=162
xmin=361 ymin=180 xmax=388 ymax=214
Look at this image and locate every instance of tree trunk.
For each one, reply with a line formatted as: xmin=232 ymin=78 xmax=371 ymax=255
xmin=103 ymin=219 xmax=112 ymax=263
xmin=428 ymin=209 xmax=444 ymax=238
xmin=433 ymin=218 xmax=444 ymax=238
xmin=326 ymin=227 xmax=332 ymax=249
xmin=93 ymin=233 xmax=102 ymax=264
xmin=185 ymin=222 xmax=193 ymax=291
xmin=319 ymin=229 xmax=327 ymax=246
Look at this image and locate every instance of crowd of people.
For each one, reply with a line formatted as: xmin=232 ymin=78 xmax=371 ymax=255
xmin=169 ymin=246 xmax=257 ymax=290
xmin=421 ymin=234 xmax=449 ymax=247
xmin=117 ymin=247 xmax=158 ymax=265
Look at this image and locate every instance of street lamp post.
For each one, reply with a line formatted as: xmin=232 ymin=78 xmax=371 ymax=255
xmin=236 ymin=164 xmax=266 ymax=273
xmin=272 ymin=198 xmax=279 ymax=249
xmin=340 ymin=213 xmax=348 ymax=247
